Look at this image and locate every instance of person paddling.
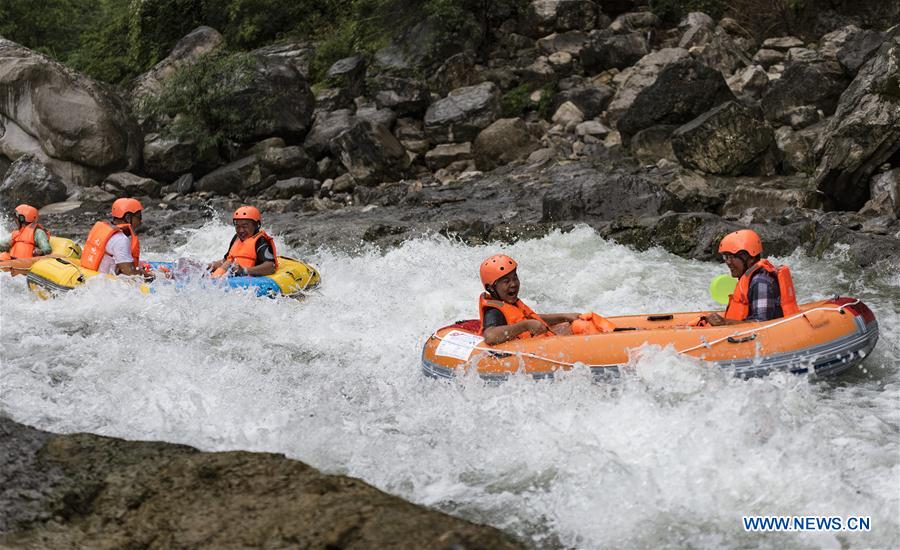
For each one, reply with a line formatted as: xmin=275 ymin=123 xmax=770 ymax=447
xmin=0 ymin=204 xmax=53 ymax=260
xmin=703 ymin=229 xmax=799 ymax=326
xmin=209 ymin=206 xmax=277 ymax=277
xmin=477 ymin=254 xmax=583 ymax=345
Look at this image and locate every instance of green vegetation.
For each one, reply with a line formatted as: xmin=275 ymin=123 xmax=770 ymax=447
xmin=136 ymin=51 xmax=273 ymax=153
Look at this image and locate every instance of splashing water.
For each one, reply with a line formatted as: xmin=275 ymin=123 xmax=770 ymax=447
xmin=1 ymin=223 xmax=898 ymax=548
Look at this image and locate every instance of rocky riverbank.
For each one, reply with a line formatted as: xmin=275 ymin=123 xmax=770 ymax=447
xmin=0 ymin=416 xmax=521 ymax=549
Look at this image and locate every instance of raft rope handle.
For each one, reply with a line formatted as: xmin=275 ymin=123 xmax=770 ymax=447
xmin=430 ymin=299 xmax=864 ymax=370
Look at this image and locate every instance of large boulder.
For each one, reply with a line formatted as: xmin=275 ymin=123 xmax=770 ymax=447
xmin=616 ymin=59 xmax=735 ymax=142
xmin=250 ymin=41 xmax=316 ymax=79
xmin=859 ymin=167 xmax=900 ymax=218
xmin=552 ymin=84 xmax=613 ymax=119
xmin=759 ymin=61 xmax=849 ymax=123
xmin=142 ymin=133 xmax=199 ymax=181
xmin=671 ymin=101 xmax=775 ymax=176
xmin=131 ymin=26 xmax=223 ymax=101
xmin=581 ymin=32 xmax=649 ymax=73
xmin=688 ymin=28 xmax=752 ymax=76
xmin=606 ymin=48 xmax=691 ymax=123
xmin=815 ymin=37 xmax=900 ymax=211
xmin=726 ymin=65 xmax=769 ymax=99
xmin=371 ymin=75 xmax=430 ymax=117
xmin=374 ymin=17 xmax=479 ymax=73
xmin=542 ymin=172 xmax=679 ymax=222
xmin=258 ymin=146 xmax=318 ymax=179
xmin=0 ymin=154 xmax=68 ymax=206
xmin=518 ymin=0 xmax=599 ymax=38
xmin=260 ymin=177 xmax=320 ymax=199
xmin=330 ymin=120 xmax=409 ymax=186
xmin=103 ymin=171 xmax=161 ymax=197
xmin=424 ymin=82 xmax=501 ymax=144
xmin=720 ymin=177 xmax=822 ymax=216
xmin=630 ymin=125 xmax=677 ymax=164
xmin=195 ymin=156 xmax=270 ymax=195
xmin=239 ymin=55 xmax=316 ymax=142
xmin=325 ymin=55 xmax=367 ymax=98
xmin=819 ymin=25 xmax=886 ymax=75
xmin=304 ymin=110 xmax=356 ymax=158
xmin=775 ymin=124 xmax=820 ymax=175
xmin=537 ymin=31 xmax=590 ymax=55
xmin=0 ymin=40 xmax=141 ymax=183
xmin=473 ymin=118 xmax=540 ymax=171
xmin=424 ymin=142 xmax=473 ymax=171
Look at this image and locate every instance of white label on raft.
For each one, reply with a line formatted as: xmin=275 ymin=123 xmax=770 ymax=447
xmin=435 ymin=330 xmax=485 ymax=360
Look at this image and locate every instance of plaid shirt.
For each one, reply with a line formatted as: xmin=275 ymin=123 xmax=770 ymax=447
xmin=746 ymin=270 xmax=782 ymax=321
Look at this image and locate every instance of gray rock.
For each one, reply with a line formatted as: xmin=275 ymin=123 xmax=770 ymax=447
xmin=752 ymin=49 xmax=785 ymax=68
xmin=473 ymin=118 xmax=540 ymax=171
xmin=374 ymin=17 xmax=478 ymax=73
xmin=195 ymin=156 xmax=269 ymax=195
xmin=330 ymin=119 xmax=409 ymax=185
xmin=630 ymin=125 xmax=677 ymax=164
xmin=775 ymin=124 xmax=820 ymax=174
xmin=240 ymin=55 xmax=316 ymax=141
xmin=518 ymin=0 xmax=599 ymax=38
xmin=552 ymin=84 xmax=613 ymax=119
xmin=131 ymin=26 xmax=223 ymax=101
xmin=425 ymin=142 xmax=473 ymax=170
xmin=142 ymin=133 xmax=198 ymax=181
xmin=672 ymin=101 xmax=775 ymax=176
xmin=537 ymin=31 xmax=590 ymax=55
xmin=171 ymin=173 xmax=195 ymax=195
xmin=325 ymin=55 xmax=366 ymax=98
xmin=551 ymin=101 xmax=584 ymax=127
xmin=679 ymin=12 xmax=714 ymax=30
xmin=721 ymin=177 xmax=822 ymax=216
xmin=860 ymin=168 xmax=900 ymax=218
xmin=424 ymin=82 xmax=501 ymax=144
xmin=0 ymin=40 xmax=141 ymax=179
xmin=816 ymin=37 xmax=900 ymax=210
xmin=726 ymin=65 xmax=769 ymax=99
xmin=785 ymin=47 xmax=822 ymax=64
xmin=761 ymin=36 xmax=804 ymax=51
xmin=760 ymin=61 xmax=849 ymax=122
xmin=261 ymin=177 xmax=321 ymax=199
xmin=576 ymin=120 xmax=611 ymax=137
xmin=356 ymin=102 xmax=397 ymax=130
xmin=581 ymin=32 xmax=649 ymax=73
xmin=782 ymin=105 xmax=823 ymax=129
xmin=609 ymin=12 xmax=659 ymax=33
xmin=542 ymin=171 xmax=678 ymax=222
xmin=372 ymin=76 xmax=430 ymax=117
xmin=0 ymin=154 xmax=67 ymax=206
xmin=607 ymin=48 xmax=691 ymax=124
xmin=836 ymin=29 xmax=888 ymax=75
xmin=686 ymin=28 xmax=752 ymax=75
xmin=315 ymin=87 xmax=352 ymax=112
xmin=104 ymin=172 xmax=161 ymax=197
xmin=428 ymin=52 xmax=479 ymax=97
xmin=251 ymin=41 xmax=316 ymax=78
xmin=259 ymin=146 xmax=317 ymax=178
xmin=304 ymin=110 xmax=356 ymax=158
xmin=617 ymin=59 xmax=735 ymax=143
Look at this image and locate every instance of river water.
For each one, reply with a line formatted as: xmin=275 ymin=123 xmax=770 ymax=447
xmin=1 ymin=221 xmax=898 ymax=548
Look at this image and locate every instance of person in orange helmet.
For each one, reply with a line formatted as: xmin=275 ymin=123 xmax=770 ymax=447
xmin=0 ymin=204 xmax=52 ymax=260
xmin=478 ymin=254 xmax=580 ymax=345
xmin=80 ymin=198 xmax=149 ymax=277
xmin=209 ymin=206 xmax=277 ymax=277
xmin=702 ymin=229 xmax=798 ymax=326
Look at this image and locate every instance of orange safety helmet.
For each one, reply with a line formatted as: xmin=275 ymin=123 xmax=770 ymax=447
xmin=718 ymin=229 xmax=763 ymax=257
xmin=111 ymin=198 xmax=144 ymax=219
xmin=232 ymin=205 xmax=261 ymax=223
xmin=480 ymin=254 xmax=517 ymax=287
xmin=14 ymin=204 xmax=38 ymax=223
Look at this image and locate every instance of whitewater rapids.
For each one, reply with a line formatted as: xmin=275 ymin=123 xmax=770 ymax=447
xmin=1 ymin=221 xmax=898 ymax=548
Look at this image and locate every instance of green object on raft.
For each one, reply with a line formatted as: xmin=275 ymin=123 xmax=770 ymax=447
xmin=709 ymin=274 xmax=738 ymax=305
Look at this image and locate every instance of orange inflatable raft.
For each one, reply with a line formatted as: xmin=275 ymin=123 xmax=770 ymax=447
xmin=421 ymin=298 xmax=878 ymax=381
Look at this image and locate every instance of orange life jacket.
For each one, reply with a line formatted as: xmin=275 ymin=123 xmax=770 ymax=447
xmin=212 ymin=231 xmax=278 ymax=276
xmin=478 ymin=293 xmax=551 ymax=339
xmin=8 ymin=222 xmax=49 ymax=259
xmin=724 ymin=259 xmax=799 ymax=321
xmin=80 ymin=221 xmax=140 ymax=271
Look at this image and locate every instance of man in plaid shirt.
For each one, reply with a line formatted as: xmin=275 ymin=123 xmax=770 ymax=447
xmin=704 ymin=229 xmax=786 ymax=326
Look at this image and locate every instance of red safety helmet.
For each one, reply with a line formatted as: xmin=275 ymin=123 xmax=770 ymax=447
xmin=111 ymin=198 xmax=143 ymax=219
xmin=233 ymin=206 xmax=261 ymax=223
xmin=718 ymin=229 xmax=763 ymax=257
xmin=480 ymin=254 xmax=517 ymax=287
xmin=14 ymin=204 xmax=38 ymax=224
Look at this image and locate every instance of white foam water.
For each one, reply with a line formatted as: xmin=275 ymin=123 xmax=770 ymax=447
xmin=1 ymin=223 xmax=898 ymax=548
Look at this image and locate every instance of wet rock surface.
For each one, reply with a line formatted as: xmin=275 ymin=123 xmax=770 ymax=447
xmin=0 ymin=417 xmax=521 ymax=549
